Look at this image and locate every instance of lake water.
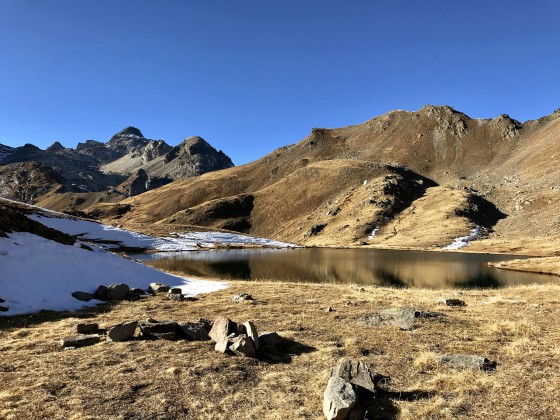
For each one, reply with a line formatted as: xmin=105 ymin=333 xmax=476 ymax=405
xmin=136 ymin=248 xmax=557 ymax=289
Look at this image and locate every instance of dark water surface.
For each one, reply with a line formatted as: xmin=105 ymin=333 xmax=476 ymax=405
xmin=136 ymin=248 xmax=557 ymax=289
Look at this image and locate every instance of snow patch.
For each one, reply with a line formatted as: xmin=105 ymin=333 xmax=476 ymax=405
xmin=28 ymin=214 xmax=296 ymax=251
xmin=367 ymin=227 xmax=379 ymax=240
xmin=0 ymin=232 xmax=227 ymax=316
xmin=443 ymin=226 xmax=481 ymax=250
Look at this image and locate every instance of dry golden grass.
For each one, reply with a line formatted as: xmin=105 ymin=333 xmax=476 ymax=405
xmin=1 ymin=281 xmax=559 ymax=419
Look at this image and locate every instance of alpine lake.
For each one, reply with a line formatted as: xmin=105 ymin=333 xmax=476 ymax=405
xmin=134 ymin=247 xmax=557 ymax=289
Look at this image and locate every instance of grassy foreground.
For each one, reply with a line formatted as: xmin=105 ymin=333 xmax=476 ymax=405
xmin=1 ymin=280 xmax=559 ymax=419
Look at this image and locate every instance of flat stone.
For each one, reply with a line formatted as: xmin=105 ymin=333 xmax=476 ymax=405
xmin=149 ymin=282 xmax=170 ymax=293
xmin=243 ymin=321 xmax=260 ymax=350
xmin=60 ymin=334 xmax=101 ymax=348
xmin=231 ymin=293 xmax=254 ymax=303
xmin=323 ymin=376 xmax=357 ymax=420
xmin=357 ymin=307 xmax=444 ymax=331
xmin=440 ymin=354 xmax=494 ymax=370
xmin=71 ymin=291 xmax=94 ymax=302
xmin=331 ymin=358 xmax=377 ymax=393
xmin=76 ymin=323 xmax=99 ymax=334
xmin=106 ymin=283 xmax=130 ymax=300
xmin=440 ymin=298 xmax=466 ymax=307
xmin=139 ymin=319 xmax=178 ymax=340
xmin=209 ymin=316 xmax=237 ymax=343
xmin=107 ymin=321 xmax=138 ymax=342
xmin=178 ymin=319 xmax=211 ymax=340
xmin=94 ymin=285 xmax=108 ymax=300
xmin=229 ymin=334 xmax=257 ymax=358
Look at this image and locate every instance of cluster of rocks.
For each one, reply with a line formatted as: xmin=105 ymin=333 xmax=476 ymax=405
xmin=60 ymin=317 xmax=212 ymax=349
xmin=210 ymin=315 xmax=280 ymax=358
xmin=71 ymin=282 xmax=195 ymax=303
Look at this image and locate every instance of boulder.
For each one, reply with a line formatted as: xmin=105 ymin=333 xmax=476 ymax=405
xmin=0 ymin=306 xmax=9 ymax=312
xmin=440 ymin=354 xmax=495 ymax=370
xmin=107 ymin=321 xmax=138 ymax=342
xmin=229 ymin=334 xmax=257 ymax=358
xmin=231 ymin=293 xmax=254 ymax=303
xmin=0 ymin=297 xmax=5 ymax=303
xmin=149 ymin=282 xmax=170 ymax=293
xmin=215 ymin=339 xmax=231 ymax=353
xmin=168 ymin=293 xmax=185 ymax=302
xmin=71 ymin=291 xmax=94 ymax=302
xmin=168 ymin=288 xmax=182 ymax=295
xmin=209 ymin=316 xmax=237 ymax=343
xmin=330 ymin=359 xmax=377 ymax=393
xmin=128 ymin=288 xmax=146 ymax=296
xmin=60 ymin=334 xmax=101 ymax=348
xmin=178 ymin=319 xmax=212 ymax=340
xmin=440 ymin=298 xmax=466 ymax=307
xmin=76 ymin=323 xmax=99 ymax=334
xmin=323 ymin=376 xmax=357 ymax=420
xmin=106 ymin=283 xmax=130 ymax=300
xmin=243 ymin=321 xmax=260 ymax=350
xmin=94 ymin=285 xmax=108 ymax=300
xmin=139 ymin=319 xmax=178 ymax=340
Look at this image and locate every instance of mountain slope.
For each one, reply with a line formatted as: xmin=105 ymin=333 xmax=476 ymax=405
xmin=93 ymin=105 xmax=560 ymax=253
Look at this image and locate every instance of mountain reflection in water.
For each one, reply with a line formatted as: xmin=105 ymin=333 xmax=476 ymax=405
xmin=136 ymin=248 xmax=556 ymax=289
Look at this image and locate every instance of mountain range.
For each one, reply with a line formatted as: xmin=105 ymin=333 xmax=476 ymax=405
xmin=0 ymin=127 xmax=233 ymax=203
xmin=2 ymin=105 xmax=560 ymax=254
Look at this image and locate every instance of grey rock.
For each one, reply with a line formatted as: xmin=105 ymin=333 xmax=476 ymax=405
xmin=440 ymin=354 xmax=494 ymax=370
xmin=215 ymin=339 xmax=230 ymax=353
xmin=440 ymin=298 xmax=466 ymax=307
xmin=0 ymin=306 xmax=9 ymax=312
xmin=0 ymin=297 xmax=5 ymax=303
xmin=243 ymin=321 xmax=260 ymax=350
xmin=231 ymin=293 xmax=254 ymax=303
xmin=178 ymin=319 xmax=212 ymax=340
xmin=107 ymin=321 xmax=138 ymax=342
xmin=149 ymin=282 xmax=170 ymax=293
xmin=229 ymin=334 xmax=257 ymax=358
xmin=323 ymin=376 xmax=357 ymax=420
xmin=94 ymin=285 xmax=108 ymax=300
xmin=106 ymin=283 xmax=130 ymax=300
xmin=168 ymin=287 xmax=182 ymax=295
xmin=139 ymin=319 xmax=178 ymax=340
xmin=331 ymin=358 xmax=377 ymax=393
xmin=209 ymin=316 xmax=237 ymax=343
xmin=77 ymin=323 xmax=99 ymax=334
xmin=60 ymin=334 xmax=101 ymax=348
xmin=128 ymin=288 xmax=146 ymax=296
xmin=71 ymin=291 xmax=94 ymax=302
xmin=168 ymin=293 xmax=185 ymax=302
xmin=357 ymin=307 xmax=443 ymax=331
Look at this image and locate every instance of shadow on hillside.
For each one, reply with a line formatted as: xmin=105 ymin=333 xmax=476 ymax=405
xmin=258 ymin=336 xmax=316 ymax=364
xmin=352 ymin=386 xmax=434 ymax=419
xmin=0 ymin=302 xmax=115 ymax=330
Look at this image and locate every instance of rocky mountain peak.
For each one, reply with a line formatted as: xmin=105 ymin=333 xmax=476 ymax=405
xmin=110 ymin=126 xmax=144 ymax=140
xmin=47 ymin=141 xmax=65 ymax=152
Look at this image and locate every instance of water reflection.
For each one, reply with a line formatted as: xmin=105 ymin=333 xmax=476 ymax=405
xmin=136 ymin=248 xmax=557 ymax=289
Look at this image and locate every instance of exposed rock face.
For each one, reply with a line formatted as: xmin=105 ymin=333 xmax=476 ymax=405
xmin=323 ymin=376 xmax=357 ymax=420
xmin=0 ymin=126 xmax=234 ymax=206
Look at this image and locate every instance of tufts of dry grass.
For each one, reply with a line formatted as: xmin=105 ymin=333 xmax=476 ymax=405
xmin=0 ymin=281 xmax=559 ymax=419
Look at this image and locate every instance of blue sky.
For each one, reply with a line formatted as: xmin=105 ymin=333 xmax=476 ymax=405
xmin=0 ymin=1 xmax=558 ymax=164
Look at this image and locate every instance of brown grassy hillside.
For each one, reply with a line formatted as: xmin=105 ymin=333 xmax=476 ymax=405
xmin=38 ymin=105 xmax=560 ymax=253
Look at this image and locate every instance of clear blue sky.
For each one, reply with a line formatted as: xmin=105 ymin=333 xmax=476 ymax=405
xmin=0 ymin=1 xmax=558 ymax=164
